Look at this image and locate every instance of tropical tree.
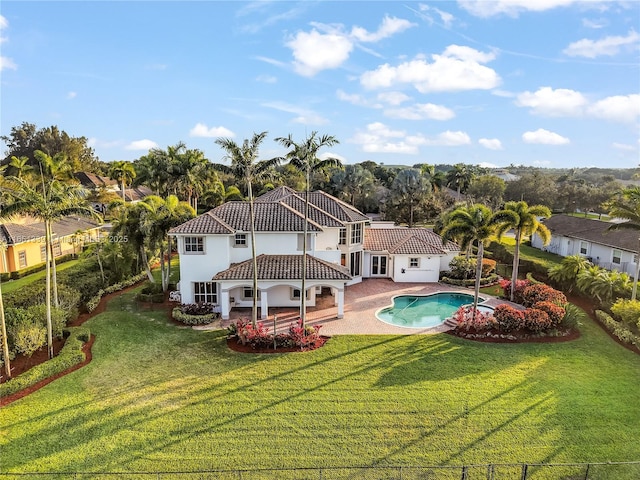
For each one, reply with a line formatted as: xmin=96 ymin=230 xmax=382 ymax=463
xmin=606 ymin=186 xmax=640 ymax=300
xmin=168 ymin=147 xmax=210 ymax=211
xmin=274 ymin=132 xmax=341 ymax=327
xmin=213 ymin=132 xmax=280 ymax=327
xmin=108 ymin=160 xmax=137 ymax=201
xmin=7 ymin=156 xmax=34 ymax=180
xmin=1 ymin=177 xmax=101 ymax=358
xmin=547 ymin=255 xmax=592 ymax=292
xmin=389 ymin=168 xmax=431 ymax=227
xmin=440 ymin=204 xmax=518 ymax=319
xmin=503 ymin=201 xmax=552 ymax=301
xmin=330 ymin=164 xmax=375 ymax=212
xmin=445 ymin=163 xmax=474 ymax=201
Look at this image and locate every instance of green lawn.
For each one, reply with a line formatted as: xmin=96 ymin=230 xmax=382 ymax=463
xmin=0 ymin=259 xmax=80 ymax=295
xmin=1 ymin=289 xmax=639 ymax=478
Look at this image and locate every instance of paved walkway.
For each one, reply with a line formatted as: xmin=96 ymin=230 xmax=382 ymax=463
xmin=200 ymin=278 xmax=515 ymax=336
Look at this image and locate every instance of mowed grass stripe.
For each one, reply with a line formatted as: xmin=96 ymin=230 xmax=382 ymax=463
xmin=1 ymin=294 xmax=639 ymax=476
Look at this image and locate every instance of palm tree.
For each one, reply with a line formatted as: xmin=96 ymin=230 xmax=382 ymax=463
xmin=1 ymin=177 xmax=101 ymax=358
xmin=108 ymin=160 xmax=137 ymax=201
xmin=7 ymin=156 xmax=34 ymax=180
xmin=440 ymin=204 xmax=518 ymax=319
xmin=274 ymin=132 xmax=341 ymax=327
xmin=503 ymin=201 xmax=552 ymax=301
xmin=548 ymin=255 xmax=591 ymax=292
xmin=0 ymin=242 xmax=10 ymax=379
xmin=214 ymin=132 xmax=280 ymax=327
xmin=606 ymin=186 xmax=640 ymax=300
xmin=445 ymin=163 xmax=474 ymax=201
xmin=390 ymin=168 xmax=431 ymax=228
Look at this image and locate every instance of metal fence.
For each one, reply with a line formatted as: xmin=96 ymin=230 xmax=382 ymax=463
xmin=2 ymin=462 xmax=640 ymax=480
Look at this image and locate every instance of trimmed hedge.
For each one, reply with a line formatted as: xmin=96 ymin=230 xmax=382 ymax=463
xmin=440 ymin=273 xmax=499 ymax=287
xmin=85 ymin=272 xmax=147 ymax=313
xmin=0 ymin=326 xmax=90 ymax=398
xmin=1 ymin=254 xmax=76 ymax=282
xmin=595 ymin=310 xmax=640 ymax=348
xmin=172 ymin=307 xmax=219 ymax=326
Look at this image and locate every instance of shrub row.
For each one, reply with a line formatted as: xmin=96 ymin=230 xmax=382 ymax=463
xmin=595 ymin=310 xmax=640 ymax=348
xmin=498 ymin=280 xmax=567 ymax=307
xmin=0 ymin=254 xmax=75 ymax=282
xmin=172 ymin=307 xmax=220 ymax=325
xmin=85 ymin=272 xmax=148 ymax=313
xmin=440 ymin=274 xmax=499 ymax=287
xmin=0 ymin=326 xmax=90 ymax=398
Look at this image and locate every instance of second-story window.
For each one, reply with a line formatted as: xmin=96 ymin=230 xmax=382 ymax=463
xmin=350 ymin=223 xmax=362 ymax=244
xmin=184 ymin=236 xmax=204 ymax=253
xmin=339 ymin=228 xmax=347 ymax=245
xmin=234 ymin=233 xmax=247 ymax=247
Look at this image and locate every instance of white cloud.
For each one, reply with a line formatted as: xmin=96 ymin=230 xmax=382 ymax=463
xmin=384 ymin=103 xmax=455 ymax=121
xmin=360 ymin=45 xmax=500 ymax=93
xmin=255 ymin=56 xmax=287 ymax=68
xmin=256 ymin=74 xmax=277 ymax=83
xmin=563 ymin=30 xmax=640 ymax=58
xmin=522 ymin=128 xmax=570 ymax=145
xmin=1 ymin=56 xmax=17 ymax=71
xmin=287 ymin=29 xmax=353 ymax=76
xmin=349 ymin=123 xmax=470 ymax=154
xmin=319 ymin=151 xmax=346 ymax=163
xmin=478 ymin=161 xmax=500 ymax=168
xmin=350 ymin=15 xmax=415 ymax=42
xmin=377 ymin=91 xmax=411 ymax=105
xmin=125 ymin=139 xmax=158 ymax=151
xmin=286 ymin=15 xmax=415 ymax=77
xmin=261 ymin=101 xmax=329 ymax=125
xmin=582 ymin=18 xmax=607 ymax=29
xmin=515 ymin=87 xmax=588 ymax=116
xmin=87 ymin=138 xmax=123 ymax=149
xmin=612 ymin=142 xmax=636 ymax=151
xmin=66 ymin=91 xmax=77 ymax=100
xmin=189 ymin=123 xmax=235 ymax=138
xmin=337 ymin=89 xmax=371 ymax=107
xmin=425 ymin=130 xmax=471 ymax=146
xmin=418 ymin=4 xmax=455 ymax=28
xmin=479 ymin=138 xmax=504 ymax=150
xmin=458 ymin=0 xmax=582 ymax=18
xmin=587 ymin=94 xmax=640 ymax=123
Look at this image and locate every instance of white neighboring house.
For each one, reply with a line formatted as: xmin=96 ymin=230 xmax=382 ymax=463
xmin=531 ymin=214 xmax=639 ymax=275
xmin=169 ymin=187 xmax=459 ymax=320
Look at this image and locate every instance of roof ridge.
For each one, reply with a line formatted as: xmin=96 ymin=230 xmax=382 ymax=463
xmin=205 ymin=210 xmax=236 ymax=233
xmin=278 ymin=202 xmax=325 ymax=231
xmin=282 ymin=195 xmax=346 ymax=226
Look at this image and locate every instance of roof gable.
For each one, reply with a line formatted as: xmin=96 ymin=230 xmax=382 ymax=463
xmin=364 ymin=227 xmax=458 ymax=256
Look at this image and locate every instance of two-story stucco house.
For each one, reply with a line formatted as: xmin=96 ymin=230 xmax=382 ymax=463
xmin=169 ymin=187 xmax=459 ymax=320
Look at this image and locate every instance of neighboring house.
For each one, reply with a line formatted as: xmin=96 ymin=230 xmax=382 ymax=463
xmin=491 ymin=169 xmax=520 ymax=182
xmin=75 ymin=171 xmax=152 ymax=207
xmin=0 ymin=216 xmax=102 ymax=274
xmin=531 ymin=214 xmax=639 ymax=275
xmin=170 ymin=187 xmax=459 ymax=320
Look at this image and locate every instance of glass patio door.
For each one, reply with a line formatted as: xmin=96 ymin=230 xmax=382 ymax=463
xmin=371 ymin=255 xmax=387 ymax=276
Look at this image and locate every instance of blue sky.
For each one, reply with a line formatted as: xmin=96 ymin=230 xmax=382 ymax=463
xmin=1 ymin=1 xmax=639 ymax=169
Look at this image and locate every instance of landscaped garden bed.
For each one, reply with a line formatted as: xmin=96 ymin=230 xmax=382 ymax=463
xmin=227 ymin=318 xmax=328 ymax=353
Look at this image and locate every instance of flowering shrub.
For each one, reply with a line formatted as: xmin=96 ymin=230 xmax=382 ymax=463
xmin=233 ymin=320 xmax=273 ymax=348
xmin=499 ymin=279 xmax=530 ymax=304
xmin=228 ymin=318 xmax=324 ymax=351
xmin=521 ymin=284 xmax=567 ymax=308
xmin=493 ymin=304 xmax=524 ymax=332
xmin=288 ymin=319 xmax=324 ymax=350
xmin=452 ymin=306 xmax=496 ymax=332
xmin=523 ymin=308 xmax=552 ymax=333
xmin=532 ymin=301 xmax=565 ymax=327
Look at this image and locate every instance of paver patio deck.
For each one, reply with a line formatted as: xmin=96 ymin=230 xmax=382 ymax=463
xmin=204 ymin=278 xmax=513 ymax=335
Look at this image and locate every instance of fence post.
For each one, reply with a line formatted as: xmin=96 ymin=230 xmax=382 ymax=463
xmin=461 ymin=465 xmax=468 ymax=480
xmin=584 ymin=463 xmax=591 ymax=480
xmin=521 ymin=463 xmax=528 ymax=480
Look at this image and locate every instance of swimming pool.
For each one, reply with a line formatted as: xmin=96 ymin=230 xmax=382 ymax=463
xmin=376 ymin=292 xmax=492 ymax=329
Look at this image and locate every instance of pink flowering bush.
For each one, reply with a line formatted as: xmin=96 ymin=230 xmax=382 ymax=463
xmin=452 ymin=306 xmax=497 ymax=332
xmin=288 ymin=319 xmax=324 ymax=350
xmin=499 ymin=279 xmax=530 ymax=304
xmin=228 ymin=318 xmax=325 ymax=351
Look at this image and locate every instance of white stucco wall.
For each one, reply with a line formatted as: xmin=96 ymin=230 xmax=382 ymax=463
xmin=392 ymin=255 xmax=441 ymax=282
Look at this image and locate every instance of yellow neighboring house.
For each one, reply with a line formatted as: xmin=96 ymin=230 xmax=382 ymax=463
xmin=0 ymin=216 xmax=102 ymax=274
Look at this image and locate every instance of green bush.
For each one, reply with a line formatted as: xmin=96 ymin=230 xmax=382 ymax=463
xmin=140 ymin=281 xmax=164 ymax=295
xmin=595 ymin=310 xmax=640 ymax=348
xmin=13 ymin=323 xmax=46 ymax=357
xmin=447 ymin=256 xmax=476 ymax=280
xmin=440 ymin=274 xmax=499 ymax=287
xmin=611 ymin=299 xmax=640 ymax=330
xmin=136 ymin=292 xmax=165 ymax=303
xmin=172 ymin=307 xmax=219 ymax=325
xmin=0 ymin=326 xmax=90 ymax=398
xmin=560 ymin=304 xmax=585 ymax=329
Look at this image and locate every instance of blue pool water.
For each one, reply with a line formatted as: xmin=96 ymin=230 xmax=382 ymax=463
xmin=376 ymin=292 xmax=491 ymax=328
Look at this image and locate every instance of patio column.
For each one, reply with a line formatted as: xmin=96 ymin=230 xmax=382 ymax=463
xmin=260 ymin=290 xmax=268 ymax=319
xmin=337 ymin=288 xmax=344 ymax=319
xmin=221 ymin=290 xmax=230 ymax=320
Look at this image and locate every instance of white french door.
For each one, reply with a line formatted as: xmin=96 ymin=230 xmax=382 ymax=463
xmin=371 ymin=255 xmax=388 ymax=276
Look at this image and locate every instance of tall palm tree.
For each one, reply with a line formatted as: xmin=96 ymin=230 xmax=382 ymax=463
xmin=7 ymin=156 xmax=34 ymax=180
xmin=214 ymin=132 xmax=280 ymax=327
xmin=606 ymin=186 xmax=640 ymax=300
xmin=108 ymin=160 xmax=137 ymax=201
xmin=503 ymin=201 xmax=552 ymax=301
xmin=440 ymin=204 xmax=518 ymax=319
xmin=1 ymin=177 xmax=101 ymax=358
xmin=274 ymin=132 xmax=341 ymax=327
xmin=0 ymin=242 xmax=10 ymax=379
xmin=445 ymin=163 xmax=474 ymax=201
xmin=390 ymin=168 xmax=431 ymax=228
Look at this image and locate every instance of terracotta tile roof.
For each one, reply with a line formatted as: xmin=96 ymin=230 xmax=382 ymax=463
xmin=542 ymin=214 xmax=639 ymax=252
xmin=75 ymin=171 xmax=118 ymax=188
xmin=212 ymin=254 xmax=352 ymax=281
xmin=305 ymin=191 xmax=370 ymax=223
xmin=254 ymin=185 xmax=298 ymax=202
xmin=169 ymin=211 xmax=235 ymax=235
xmin=170 ymin=202 xmax=323 ymax=234
xmin=279 ymin=195 xmax=345 ymax=228
xmin=364 ymin=227 xmax=458 ymax=255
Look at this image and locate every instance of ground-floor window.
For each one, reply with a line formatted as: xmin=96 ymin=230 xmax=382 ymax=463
xmin=350 ymin=251 xmax=362 ymax=276
xmin=612 ymin=249 xmax=622 ymax=265
xmin=53 ymin=241 xmax=62 ymax=257
xmin=243 ymin=287 xmax=261 ymax=300
xmin=193 ymin=282 xmax=217 ymax=303
xmin=40 ymin=245 xmax=47 ymax=262
xmin=290 ymin=288 xmax=310 ymax=300
xmin=18 ymin=250 xmax=27 ymax=268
